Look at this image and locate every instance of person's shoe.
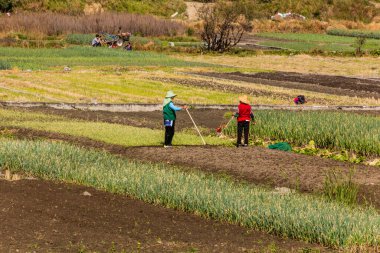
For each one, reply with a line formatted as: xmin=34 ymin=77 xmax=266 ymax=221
xmin=243 ymin=144 xmax=248 ymax=147
xmin=164 ymin=145 xmax=172 ymax=148
xmin=236 ymin=143 xmax=242 ymax=147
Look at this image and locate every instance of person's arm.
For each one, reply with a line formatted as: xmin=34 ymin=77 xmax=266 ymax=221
xmin=250 ymin=112 xmax=255 ymax=120
xmin=169 ymin=102 xmax=182 ymax=111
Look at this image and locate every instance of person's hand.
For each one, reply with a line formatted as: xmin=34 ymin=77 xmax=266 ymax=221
xmin=182 ymin=105 xmax=188 ymax=110
xmin=252 ymin=122 xmax=256 ymax=125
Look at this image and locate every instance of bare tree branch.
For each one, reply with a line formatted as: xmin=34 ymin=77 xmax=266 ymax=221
xmin=199 ymin=0 xmax=252 ymax=52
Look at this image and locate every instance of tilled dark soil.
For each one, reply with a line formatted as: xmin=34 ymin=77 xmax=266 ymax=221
xmin=14 ymin=106 xmax=230 ymax=131
xmin=4 ymin=127 xmax=380 ymax=210
xmin=196 ymin=71 xmax=380 ymax=99
xmin=1 ymin=179 xmax=331 ymax=252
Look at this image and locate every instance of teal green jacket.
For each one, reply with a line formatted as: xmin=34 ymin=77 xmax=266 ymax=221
xmin=163 ymin=102 xmax=177 ymax=120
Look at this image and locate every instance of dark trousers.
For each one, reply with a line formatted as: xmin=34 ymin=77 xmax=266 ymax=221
xmin=165 ymin=121 xmax=175 ymax=145
xmin=237 ymin=121 xmax=250 ymax=146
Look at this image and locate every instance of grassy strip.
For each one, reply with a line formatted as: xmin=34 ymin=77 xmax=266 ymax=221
xmin=0 ymin=46 xmax=212 ymax=70
xmin=178 ymin=54 xmax=380 ymax=80
xmin=258 ymin=40 xmax=353 ymax=52
xmin=327 ymin=29 xmax=380 ymax=40
xmin=223 ymin=111 xmax=380 ymax=156
xmin=257 ymin=32 xmax=360 ymax=44
xmin=256 ymin=32 xmax=380 ymax=52
xmin=1 ymin=139 xmax=379 ymax=249
xmin=0 ymin=109 xmax=229 ymax=146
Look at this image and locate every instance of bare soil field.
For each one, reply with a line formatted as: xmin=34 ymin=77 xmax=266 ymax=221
xmin=13 ymin=107 xmax=230 ymax=131
xmin=1 ymin=179 xmax=330 ymax=252
xmin=197 ymin=71 xmax=380 ymax=99
xmin=4 ymin=127 xmax=380 ymax=210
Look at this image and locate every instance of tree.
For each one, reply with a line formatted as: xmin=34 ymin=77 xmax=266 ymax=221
xmin=355 ymin=37 xmax=367 ymax=56
xmin=0 ymin=0 xmax=13 ymax=12
xmin=199 ymin=0 xmax=253 ymax=52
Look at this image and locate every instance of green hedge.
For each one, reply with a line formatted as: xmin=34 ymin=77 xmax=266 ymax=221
xmin=327 ymin=29 xmax=380 ymax=40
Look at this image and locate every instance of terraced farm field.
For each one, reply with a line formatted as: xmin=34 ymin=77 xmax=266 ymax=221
xmin=1 ymin=47 xmax=380 ymax=252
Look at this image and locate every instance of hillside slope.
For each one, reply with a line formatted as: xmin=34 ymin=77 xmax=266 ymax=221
xmin=4 ymin=0 xmax=186 ymax=17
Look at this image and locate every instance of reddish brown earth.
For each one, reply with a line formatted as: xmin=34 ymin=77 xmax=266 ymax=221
xmin=196 ymin=71 xmax=380 ymax=99
xmin=4 ymin=127 xmax=380 ymax=210
xmin=14 ymin=107 xmax=230 ymax=131
xmin=1 ymin=179 xmax=331 ymax=252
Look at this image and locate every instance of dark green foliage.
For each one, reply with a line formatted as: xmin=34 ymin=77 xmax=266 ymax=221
xmin=355 ymin=37 xmax=367 ymax=56
xmin=327 ymin=29 xmax=380 ymax=40
xmin=66 ymin=34 xmax=94 ymax=45
xmin=0 ymin=60 xmax=11 ymax=70
xmin=0 ymin=0 xmax=12 ymax=12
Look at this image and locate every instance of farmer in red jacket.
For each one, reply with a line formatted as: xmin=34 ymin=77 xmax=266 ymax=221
xmin=234 ymin=95 xmax=255 ymax=147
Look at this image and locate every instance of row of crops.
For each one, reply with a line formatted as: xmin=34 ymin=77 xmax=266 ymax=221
xmin=0 ymin=139 xmax=378 ymax=249
xmin=327 ymin=29 xmax=380 ymax=40
xmin=0 ymin=108 xmax=378 ymax=156
xmin=223 ymin=111 xmax=380 ymax=156
xmin=0 ymin=46 xmax=211 ymax=70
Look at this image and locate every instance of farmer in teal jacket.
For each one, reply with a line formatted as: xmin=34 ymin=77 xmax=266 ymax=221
xmin=163 ymin=91 xmax=187 ymax=147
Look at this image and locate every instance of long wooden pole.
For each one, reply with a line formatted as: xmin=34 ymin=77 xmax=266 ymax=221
xmin=186 ymin=108 xmax=206 ymax=145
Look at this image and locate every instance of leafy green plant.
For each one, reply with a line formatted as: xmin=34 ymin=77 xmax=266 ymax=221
xmin=355 ymin=37 xmax=367 ymax=56
xmin=0 ymin=59 xmax=11 ymax=70
xmin=0 ymin=0 xmax=12 ymax=12
xmin=223 ymin=111 xmax=380 ymax=156
xmin=323 ymin=169 xmax=359 ymax=206
xmin=66 ymin=34 xmax=94 ymax=45
xmin=296 ymin=140 xmax=319 ymax=155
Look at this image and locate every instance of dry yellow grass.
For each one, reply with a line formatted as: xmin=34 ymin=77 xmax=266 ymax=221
xmin=179 ymin=54 xmax=380 ymax=78
xmin=1 ymin=66 xmax=380 ymax=105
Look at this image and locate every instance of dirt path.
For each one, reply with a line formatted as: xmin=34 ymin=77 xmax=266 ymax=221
xmin=185 ymin=2 xmax=205 ymax=21
xmin=4 ymin=127 xmax=380 ymax=210
xmin=1 ymin=179 xmax=331 ymax=252
xmin=196 ymin=71 xmax=380 ymax=99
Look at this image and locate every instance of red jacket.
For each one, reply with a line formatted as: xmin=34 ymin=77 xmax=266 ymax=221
xmin=237 ymin=103 xmax=253 ymax=122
